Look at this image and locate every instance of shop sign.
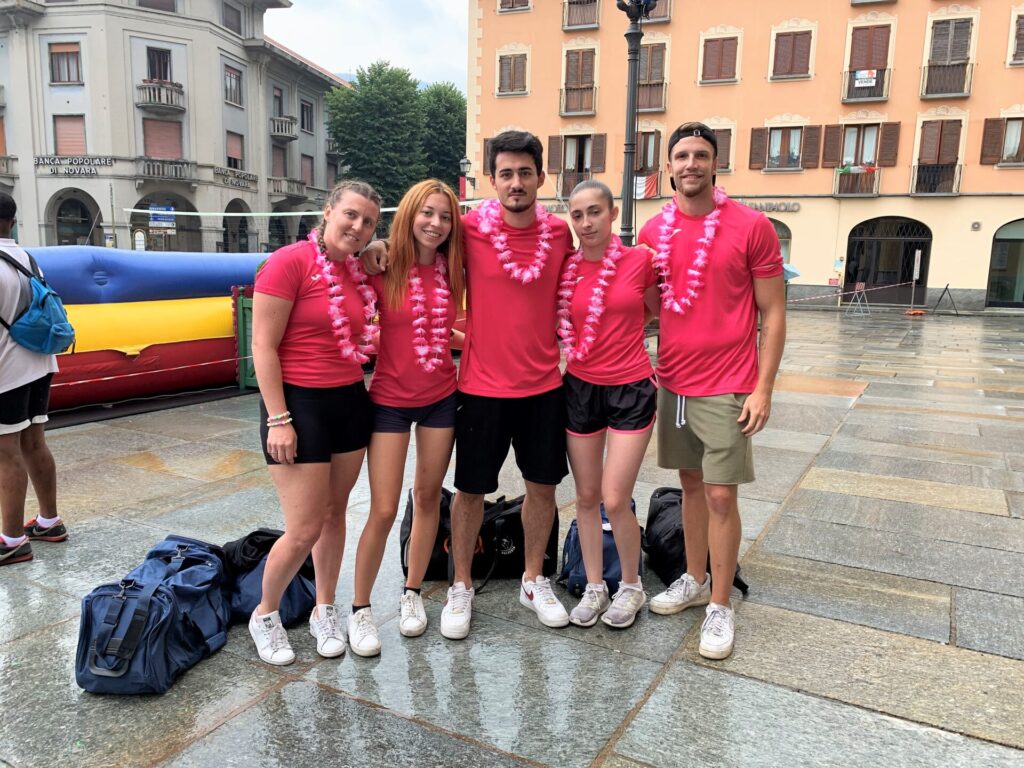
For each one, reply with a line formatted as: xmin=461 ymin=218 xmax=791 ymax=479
xmin=214 ymin=167 xmax=258 ymax=189
xmin=34 ymin=156 xmax=114 ymax=176
xmin=149 ymin=204 xmax=176 ymax=233
xmin=739 ymin=200 xmax=801 ymax=213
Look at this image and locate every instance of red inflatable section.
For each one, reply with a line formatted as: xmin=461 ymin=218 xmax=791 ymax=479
xmin=50 ymin=338 xmax=239 ymax=411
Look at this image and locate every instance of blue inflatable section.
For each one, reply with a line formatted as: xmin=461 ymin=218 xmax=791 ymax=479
xmin=26 ymin=247 xmax=267 ymax=305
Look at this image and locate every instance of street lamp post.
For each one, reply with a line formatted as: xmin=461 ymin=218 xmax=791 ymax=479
xmin=459 ymin=156 xmax=472 ymax=202
xmin=616 ymin=0 xmax=658 ymax=246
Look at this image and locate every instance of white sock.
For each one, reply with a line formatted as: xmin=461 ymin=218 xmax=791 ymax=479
xmin=2 ymin=533 xmax=27 ymax=547
xmin=587 ymin=582 xmax=607 ymax=592
xmin=35 ymin=514 xmax=60 ymax=528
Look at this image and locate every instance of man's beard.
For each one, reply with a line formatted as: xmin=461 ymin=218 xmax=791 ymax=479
xmin=501 ymin=193 xmax=534 ymax=212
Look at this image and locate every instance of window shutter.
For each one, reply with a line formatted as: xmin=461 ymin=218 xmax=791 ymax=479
xmin=918 ymin=121 xmax=941 ymax=164
xmin=566 ymin=50 xmax=581 ymax=88
xmin=821 ymin=124 xmax=843 ymax=168
xmin=703 ymin=38 xmax=722 ymax=81
xmin=581 ymin=49 xmax=595 ymax=86
xmin=801 ymin=125 xmax=821 ymax=169
xmin=142 ymin=118 xmax=183 ymax=159
xmin=226 ymin=131 xmax=244 ymax=162
xmin=0 ymin=117 xmax=6 ymax=156
xmin=301 ymin=155 xmax=314 ymax=186
xmin=877 ymin=122 xmax=900 ymax=167
xmin=949 ymin=19 xmax=972 ymax=63
xmin=500 ymin=0 xmax=513 ymax=9
xmin=749 ymin=127 xmax=768 ymax=169
xmin=930 ymin=21 xmax=951 ymax=64
xmin=714 ymin=128 xmax=731 ymax=169
xmin=513 ymin=55 xmax=527 ymax=92
xmin=54 ymin=115 xmax=86 ymax=155
xmin=980 ymin=119 xmax=1006 ymax=165
xmin=638 ymin=45 xmax=649 ymax=80
xmin=272 ymin=145 xmax=286 ymax=177
xmin=1015 ymin=16 xmax=1024 ymax=61
xmin=50 ymin=42 xmax=80 ymax=54
xmin=773 ymin=33 xmax=794 ymax=76
xmin=652 ymin=130 xmax=662 ymax=171
xmin=499 ymin=56 xmax=512 ymax=92
xmin=650 ymin=44 xmax=665 ymax=83
xmin=793 ymin=31 xmax=812 ymax=75
xmin=547 ymin=135 xmax=562 ymax=173
xmin=483 ymin=138 xmax=494 ymax=175
xmin=870 ymin=26 xmax=891 ymax=69
xmin=721 ymin=38 xmax=738 ymax=79
xmin=849 ymin=27 xmax=870 ymax=70
xmin=937 ymin=120 xmax=961 ymax=165
xmin=590 ymin=133 xmax=606 ymax=173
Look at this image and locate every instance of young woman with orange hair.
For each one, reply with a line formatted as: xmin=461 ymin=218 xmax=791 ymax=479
xmin=348 ymin=179 xmax=465 ymax=656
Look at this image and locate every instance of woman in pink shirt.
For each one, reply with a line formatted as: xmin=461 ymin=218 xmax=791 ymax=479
xmin=349 ymin=180 xmax=465 ymax=656
xmin=558 ymin=180 xmax=658 ymax=630
xmin=249 ymin=180 xmax=381 ymax=666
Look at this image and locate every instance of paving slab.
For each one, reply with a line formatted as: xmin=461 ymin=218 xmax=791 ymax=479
xmin=758 ymin=401 xmax=849 ymax=435
xmin=773 ymin=373 xmax=867 ymax=397
xmin=111 ymin=410 xmax=255 ymax=442
xmin=954 ymin=588 xmax=1024 ymax=661
xmin=740 ymin=447 xmax=815 ymax=504
xmin=614 ymin=662 xmax=1023 ymax=768
xmin=751 ymin=427 xmax=829 ymax=454
xmin=688 ymin=602 xmax=1024 ymax=749
xmin=825 ymin=435 xmax=1006 ymax=469
xmin=843 ymin=409 xmax=982 ymax=436
xmin=44 ymin=424 xmax=187 ymax=470
xmin=0 ymin=573 xmax=80 ymax=646
xmin=114 ymin=442 xmax=266 ymax=482
xmin=815 ymin=451 xmax=1024 ymax=491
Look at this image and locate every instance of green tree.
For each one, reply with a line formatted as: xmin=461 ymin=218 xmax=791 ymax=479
xmin=325 ymin=60 xmax=426 ymax=210
xmin=419 ymin=81 xmax=467 ymax=190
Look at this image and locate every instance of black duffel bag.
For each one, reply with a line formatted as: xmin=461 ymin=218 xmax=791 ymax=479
xmin=222 ymin=528 xmax=317 ymax=627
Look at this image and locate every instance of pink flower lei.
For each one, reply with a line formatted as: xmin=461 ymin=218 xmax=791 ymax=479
xmin=652 ymin=186 xmax=728 ymax=315
xmin=408 ymin=255 xmax=451 ymax=373
xmin=308 ymin=230 xmax=379 ymax=364
xmin=476 ymin=198 xmax=554 ymax=284
xmin=556 ymin=235 xmax=624 ymax=362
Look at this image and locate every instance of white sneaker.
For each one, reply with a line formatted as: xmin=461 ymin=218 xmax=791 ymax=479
xmin=569 ymin=583 xmax=611 ymax=627
xmin=399 ymin=591 xmax=428 ymax=638
xmin=649 ymin=572 xmax=711 ymax=615
xmin=699 ymin=602 xmax=735 ymax=660
xmin=602 ymin=583 xmax=647 ymax=629
xmin=248 ymin=609 xmax=295 ymax=666
xmin=440 ymin=582 xmax=474 ymax=640
xmin=309 ymin=604 xmax=346 ymax=658
xmin=347 ymin=607 xmax=381 ymax=657
xmin=519 ymin=575 xmax=569 ymax=628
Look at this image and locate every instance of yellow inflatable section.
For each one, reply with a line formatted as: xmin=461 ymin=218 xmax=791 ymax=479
xmin=65 ymin=297 xmax=234 ymax=355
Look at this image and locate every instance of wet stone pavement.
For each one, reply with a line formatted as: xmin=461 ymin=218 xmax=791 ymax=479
xmin=2 ymin=311 xmax=1024 ymax=767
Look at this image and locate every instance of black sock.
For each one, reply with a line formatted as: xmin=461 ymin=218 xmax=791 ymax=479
xmin=351 ymin=603 xmax=371 ymax=613
xmin=403 ymin=586 xmax=421 ymax=595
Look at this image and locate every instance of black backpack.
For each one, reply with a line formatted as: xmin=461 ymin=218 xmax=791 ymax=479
xmin=642 ymin=487 xmax=748 ymax=595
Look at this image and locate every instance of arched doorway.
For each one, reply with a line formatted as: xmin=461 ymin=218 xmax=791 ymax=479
xmin=268 ymin=212 xmax=289 ymax=252
xmin=222 ymin=199 xmax=253 ymax=253
xmin=46 ymin=190 xmax=104 ymax=246
xmin=845 ymin=217 xmax=931 ymax=305
xmin=296 ymin=212 xmax=319 ymax=243
xmin=986 ymin=219 xmax=1024 ymax=308
xmin=130 ymin=193 xmax=201 ymax=252
xmin=767 ymin=218 xmax=791 ymax=264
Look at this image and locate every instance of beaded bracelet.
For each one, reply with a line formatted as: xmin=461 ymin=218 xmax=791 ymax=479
xmin=267 ymin=417 xmax=293 ymax=428
xmin=266 ymin=410 xmax=290 ymax=423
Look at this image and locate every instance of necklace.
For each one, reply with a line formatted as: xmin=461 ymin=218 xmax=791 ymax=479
xmin=556 ymin=235 xmax=624 ymax=362
xmin=652 ymin=186 xmax=728 ymax=315
xmin=309 ymin=230 xmax=379 ymax=363
xmin=407 ymin=255 xmax=451 ymax=372
xmin=476 ymin=198 xmax=554 ymax=284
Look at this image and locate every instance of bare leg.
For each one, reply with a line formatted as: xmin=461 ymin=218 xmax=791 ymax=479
xmin=566 ymin=432 xmax=605 ymax=584
xmin=0 ymin=433 xmax=27 ymax=538
xmin=20 ymin=425 xmax=58 ymax=518
xmin=311 ymin=448 xmax=365 ymax=607
xmin=354 ymin=433 xmax=410 ymax=605
xmin=704 ymin=482 xmax=741 ymax=606
xmin=451 ymin=490 xmax=484 ymax=586
xmin=522 ymin=480 xmax=558 ymax=581
xmin=602 ymin=428 xmax=652 ymax=584
xmin=405 ymin=425 xmax=455 ymax=589
xmin=679 ymin=468 xmax=709 ymax=583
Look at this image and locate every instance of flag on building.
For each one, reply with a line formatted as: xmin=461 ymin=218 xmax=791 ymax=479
xmin=634 ymin=173 xmax=660 ymax=199
xmin=837 ymin=164 xmax=878 ymax=174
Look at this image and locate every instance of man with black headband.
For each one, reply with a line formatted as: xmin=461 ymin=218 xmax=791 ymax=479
xmin=638 ymin=122 xmax=786 ymax=659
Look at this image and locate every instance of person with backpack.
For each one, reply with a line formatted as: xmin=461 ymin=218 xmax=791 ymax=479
xmin=638 ymin=124 xmax=786 ymax=659
xmin=0 ymin=193 xmax=67 ymax=567
xmin=558 ymin=180 xmax=658 ymax=630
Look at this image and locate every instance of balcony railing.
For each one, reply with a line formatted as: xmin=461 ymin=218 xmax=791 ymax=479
xmin=136 ymin=157 xmax=197 ymax=181
xmin=921 ymin=63 xmax=973 ymax=98
xmin=326 ymin=137 xmax=340 ymax=157
xmin=307 ymin=186 xmax=329 ymax=206
xmin=834 ymin=168 xmax=880 ymax=196
xmin=842 ymin=68 xmax=891 ymax=102
xmin=135 ymin=81 xmax=185 ymax=113
xmin=269 ymin=176 xmax=307 ymax=199
xmin=560 ymin=86 xmax=597 ymax=116
xmin=0 ymin=156 xmax=14 ymax=177
xmin=269 ymin=115 xmax=299 ymax=141
xmin=637 ymin=82 xmax=666 ymax=112
xmin=559 ymin=170 xmax=591 ymax=197
xmin=563 ymin=0 xmax=599 ymax=29
xmin=912 ymin=163 xmax=961 ymax=195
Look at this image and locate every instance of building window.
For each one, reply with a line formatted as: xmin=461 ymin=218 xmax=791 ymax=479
xmin=564 ymin=0 xmax=598 ymax=29
xmin=637 ymin=130 xmax=660 ymax=174
xmin=142 ymin=118 xmax=183 ymax=159
xmin=562 ymin=49 xmax=595 ymax=115
xmin=768 ymin=127 xmax=802 ymax=168
xmin=701 ymin=37 xmax=738 ymax=83
xmin=772 ymin=30 xmax=812 ymax=79
xmin=224 ymin=66 xmax=243 ymax=106
xmin=981 ymin=118 xmax=1024 ymax=165
xmin=138 ymin=0 xmax=176 ymax=10
xmin=300 ymin=101 xmax=314 ymax=133
xmin=498 ymin=54 xmax=527 ymax=95
xmin=273 ymin=87 xmax=284 ymax=117
xmin=0 ymin=117 xmax=6 ymax=157
xmin=54 ymin=115 xmax=86 ymax=156
xmin=49 ymin=43 xmax=82 ymax=85
xmin=915 ymin=119 xmax=961 ymax=193
xmin=638 ymin=43 xmax=665 ymax=111
xmin=226 ymin=131 xmax=244 ymax=170
xmin=223 ymin=2 xmax=242 ymax=34
xmin=714 ymin=128 xmax=732 ymax=171
xmin=845 ymin=25 xmax=891 ymax=101
xmin=271 ymin=145 xmax=287 ymax=178
xmin=301 ymin=155 xmax=314 ymax=186
xmin=499 ymin=0 xmax=529 ymax=10
xmin=925 ymin=18 xmax=972 ymax=96
xmin=146 ymin=48 xmax=172 ymax=82
xmin=1014 ymin=16 xmax=1024 ymax=63
xmin=549 ymin=133 xmax=606 ymax=196
xmin=327 ymin=162 xmax=338 ymax=187
xmin=646 ymin=0 xmax=670 ymax=22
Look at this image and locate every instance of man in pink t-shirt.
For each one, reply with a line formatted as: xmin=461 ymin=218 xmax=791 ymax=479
xmin=638 ymin=122 xmax=786 ymax=660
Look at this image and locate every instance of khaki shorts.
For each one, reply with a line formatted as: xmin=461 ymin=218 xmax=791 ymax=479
xmin=656 ymin=388 xmax=755 ymax=485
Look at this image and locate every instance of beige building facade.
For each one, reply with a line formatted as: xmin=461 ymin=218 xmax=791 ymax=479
xmin=0 ymin=0 xmax=346 ymax=253
xmin=468 ymin=0 xmax=1024 ymax=309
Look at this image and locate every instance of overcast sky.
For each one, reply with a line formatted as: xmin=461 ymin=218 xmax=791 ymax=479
xmin=264 ymin=0 xmax=469 ymax=90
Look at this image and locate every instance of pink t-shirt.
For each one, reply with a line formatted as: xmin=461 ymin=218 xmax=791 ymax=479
xmin=638 ymin=197 xmax=782 ymax=396
xmin=565 ymin=243 xmax=657 ymax=386
xmin=458 ymin=208 xmax=574 ymax=398
xmin=254 ymin=240 xmax=369 ymax=388
xmin=368 ymin=263 xmax=457 ymax=407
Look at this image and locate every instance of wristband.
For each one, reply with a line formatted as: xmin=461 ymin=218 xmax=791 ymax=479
xmin=266 ymin=410 xmax=290 ymax=422
xmin=267 ymin=418 xmax=293 ymax=427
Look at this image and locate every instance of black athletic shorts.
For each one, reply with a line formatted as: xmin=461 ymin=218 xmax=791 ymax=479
xmin=260 ymin=380 xmax=372 ymax=464
xmin=564 ymin=371 xmax=657 ymax=437
xmin=0 ymin=374 xmax=54 ymax=435
xmin=372 ymin=392 xmax=457 ymax=433
xmin=454 ymin=386 xmax=568 ymax=494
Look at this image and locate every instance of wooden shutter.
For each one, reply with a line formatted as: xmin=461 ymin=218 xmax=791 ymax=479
xmin=850 ymin=26 xmax=889 ymax=70
xmin=301 ymin=155 xmax=314 ymax=186
xmin=773 ymin=33 xmax=794 ymax=76
xmin=949 ymin=19 xmax=972 ymax=63
xmin=565 ymin=50 xmax=581 ymax=88
xmin=483 ymin=138 xmax=494 ymax=175
xmin=937 ymin=120 xmax=961 ymax=165
xmin=801 ymin=125 xmax=821 ymax=169
xmin=721 ymin=37 xmax=738 ymax=79
xmin=918 ymin=121 xmax=941 ymax=164
xmin=0 ymin=117 xmax=6 ymax=156
xmin=652 ymin=130 xmax=662 ymax=171
xmin=590 ymin=133 xmax=606 ymax=173
xmin=877 ymin=122 xmax=900 ymax=167
xmin=930 ymin=19 xmax=971 ymax=64
xmin=581 ymin=49 xmax=595 ymax=86
xmin=143 ymin=119 xmax=182 ymax=159
xmin=869 ymin=26 xmax=891 ymax=69
xmin=980 ymin=119 xmax=1006 ymax=165
xmin=547 ymin=135 xmax=562 ymax=173
xmin=929 ymin=21 xmax=951 ymax=63
xmin=641 ymin=43 xmax=665 ymax=83
xmin=749 ymin=127 xmax=768 ymax=169
xmin=226 ymin=131 xmax=244 ymax=163
xmin=821 ymin=124 xmax=843 ymax=168
xmin=50 ymin=42 xmax=79 ymax=54
xmin=272 ymin=145 xmax=286 ymax=177
xmin=1015 ymin=16 xmax=1024 ymax=62
xmin=54 ymin=115 xmax=86 ymax=156
xmin=499 ymin=56 xmax=512 ymax=92
xmin=793 ymin=31 xmax=812 ymax=75
xmin=513 ymin=55 xmax=526 ymax=92
xmin=715 ymin=129 xmax=731 ymax=169
xmin=703 ymin=38 xmax=722 ymax=81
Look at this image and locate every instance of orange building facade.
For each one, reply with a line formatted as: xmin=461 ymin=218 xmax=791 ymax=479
xmin=467 ymin=0 xmax=1024 ymax=309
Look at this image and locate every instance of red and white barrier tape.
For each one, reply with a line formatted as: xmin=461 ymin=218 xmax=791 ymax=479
xmin=51 ymin=356 xmax=249 ymax=389
xmin=786 ymin=281 xmax=915 ymax=304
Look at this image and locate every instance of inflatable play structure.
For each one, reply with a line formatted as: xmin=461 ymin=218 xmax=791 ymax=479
xmin=28 ymin=247 xmax=265 ymax=410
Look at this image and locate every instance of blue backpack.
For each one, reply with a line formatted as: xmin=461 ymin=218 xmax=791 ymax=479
xmin=75 ymin=536 xmax=231 ymax=695
xmin=559 ymin=500 xmax=641 ymax=597
xmin=0 ymin=249 xmax=76 ymax=355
